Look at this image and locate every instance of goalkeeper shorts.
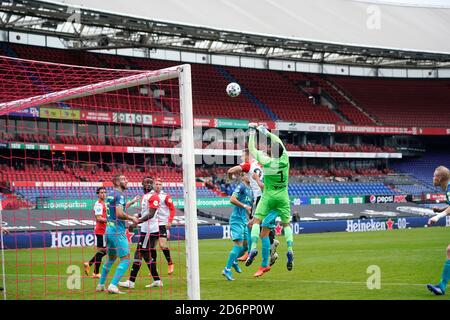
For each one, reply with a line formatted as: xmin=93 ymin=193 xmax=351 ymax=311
xmin=254 ymin=195 xmax=291 ymax=224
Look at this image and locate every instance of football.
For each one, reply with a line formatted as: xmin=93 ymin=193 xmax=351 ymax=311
xmin=226 ymin=82 xmax=241 ymax=97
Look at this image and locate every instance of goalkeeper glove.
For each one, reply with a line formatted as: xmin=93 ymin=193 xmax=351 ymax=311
xmin=248 ymin=122 xmax=257 ymax=135
xmin=256 ymin=125 xmax=269 ymax=136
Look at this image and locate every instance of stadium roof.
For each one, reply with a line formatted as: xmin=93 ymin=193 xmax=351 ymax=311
xmin=1 ymin=0 xmax=450 ymax=66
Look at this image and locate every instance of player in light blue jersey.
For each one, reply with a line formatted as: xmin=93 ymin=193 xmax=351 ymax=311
xmin=427 ymin=166 xmax=450 ymax=295
xmin=96 ymin=174 xmax=140 ymax=294
xmin=222 ymin=172 xmax=254 ymax=281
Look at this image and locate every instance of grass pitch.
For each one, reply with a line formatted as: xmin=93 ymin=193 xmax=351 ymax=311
xmin=2 ymin=227 xmax=450 ymax=300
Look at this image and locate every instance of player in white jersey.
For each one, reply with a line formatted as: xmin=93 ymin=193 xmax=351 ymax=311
xmin=119 ymin=177 xmax=163 ymax=289
xmin=227 ymin=149 xmax=279 ymax=264
xmin=228 ymin=149 xmax=263 ymax=203
xmin=153 ymin=178 xmax=176 ymax=275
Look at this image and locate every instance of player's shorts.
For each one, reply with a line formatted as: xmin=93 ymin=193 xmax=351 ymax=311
xmin=95 ymin=234 xmax=106 ymax=248
xmin=106 ymin=228 xmax=129 ymax=258
xmin=137 ymin=232 xmax=159 ymax=250
xmin=230 ymin=220 xmax=248 ymax=242
xmin=254 ymin=194 xmax=291 ymax=224
xmin=261 ymin=211 xmax=278 ymax=229
xmin=158 ymin=225 xmax=168 ymax=238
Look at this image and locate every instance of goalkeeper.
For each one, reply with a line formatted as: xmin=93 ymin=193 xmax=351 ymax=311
xmin=245 ymin=123 xmax=294 ymax=277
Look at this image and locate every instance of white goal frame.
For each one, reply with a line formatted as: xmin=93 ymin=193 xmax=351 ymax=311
xmin=0 ymin=63 xmax=201 ymax=300
xmin=1 ymin=210 xmax=6 ymax=301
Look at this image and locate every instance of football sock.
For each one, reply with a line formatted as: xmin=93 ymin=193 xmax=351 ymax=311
xmin=88 ymin=254 xmax=96 ymax=266
xmin=438 ymin=259 xmax=450 ymax=292
xmin=226 ymin=245 xmax=243 ymax=269
xmin=90 ymin=251 xmax=106 ymax=274
xmin=162 ymin=247 xmax=172 ymax=265
xmin=269 ymin=229 xmax=275 ymax=245
xmin=99 ymin=257 xmax=115 ymax=286
xmin=129 ymin=259 xmax=142 ymax=283
xmin=261 ymin=236 xmax=270 ymax=268
xmin=246 ymin=227 xmax=252 ymax=253
xmin=147 ymin=250 xmax=160 ymax=281
xmin=239 ymin=245 xmax=248 ymax=257
xmin=284 ymin=226 xmax=294 ymax=251
xmin=111 ymin=259 xmax=130 ymax=286
xmin=250 ymin=223 xmax=260 ymax=251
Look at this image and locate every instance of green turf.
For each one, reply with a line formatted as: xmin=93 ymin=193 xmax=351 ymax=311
xmin=2 ymin=227 xmax=450 ymax=300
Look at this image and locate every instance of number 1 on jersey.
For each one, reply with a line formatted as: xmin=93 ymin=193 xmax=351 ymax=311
xmin=277 ymin=170 xmax=285 ymax=183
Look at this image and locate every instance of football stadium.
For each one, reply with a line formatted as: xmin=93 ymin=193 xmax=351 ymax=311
xmin=1 ymin=0 xmax=450 ymax=301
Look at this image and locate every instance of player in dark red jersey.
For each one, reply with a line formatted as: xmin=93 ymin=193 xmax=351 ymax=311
xmin=84 ymin=187 xmax=108 ymax=278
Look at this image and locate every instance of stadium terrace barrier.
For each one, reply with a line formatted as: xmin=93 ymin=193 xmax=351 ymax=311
xmin=364 ymin=194 xmax=412 ymax=204
xmin=34 ymin=197 xmax=232 ymax=210
xmin=7 ymin=106 xmax=449 ymax=135
xmin=290 ymin=194 xmax=409 ymax=205
xmin=291 ymin=196 xmax=366 ymax=206
xmin=2 ymin=216 xmax=449 ymax=249
xmin=35 ymin=195 xmax=412 ymax=210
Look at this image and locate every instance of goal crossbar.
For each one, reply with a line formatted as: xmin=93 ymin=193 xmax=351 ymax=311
xmin=0 ymin=66 xmax=180 ymax=116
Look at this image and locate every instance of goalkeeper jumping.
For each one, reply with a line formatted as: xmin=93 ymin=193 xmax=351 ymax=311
xmin=245 ymin=123 xmax=294 ymax=277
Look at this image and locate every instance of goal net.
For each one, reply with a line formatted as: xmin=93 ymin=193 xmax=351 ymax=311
xmin=0 ymin=55 xmax=200 ymax=300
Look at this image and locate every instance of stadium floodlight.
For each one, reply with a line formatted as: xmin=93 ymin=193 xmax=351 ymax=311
xmin=0 ymin=56 xmax=200 ymax=300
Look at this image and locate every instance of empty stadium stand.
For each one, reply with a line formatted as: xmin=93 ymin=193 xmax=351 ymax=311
xmin=331 ymin=76 xmax=450 ymax=127
xmin=392 ymin=153 xmax=450 ymax=190
xmin=283 ymin=71 xmax=376 ymax=125
xmin=224 ymin=66 xmax=344 ymax=123
xmin=222 ymin=182 xmax=398 ymax=198
xmin=3 ymin=42 xmax=449 ymax=127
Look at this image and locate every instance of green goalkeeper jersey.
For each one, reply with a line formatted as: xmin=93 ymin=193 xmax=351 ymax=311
xmin=248 ymin=131 xmax=290 ymax=197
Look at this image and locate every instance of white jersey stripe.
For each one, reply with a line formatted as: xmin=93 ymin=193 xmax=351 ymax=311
xmin=140 ymin=191 xmax=160 ymax=234
xmin=248 ymin=159 xmax=263 ymax=198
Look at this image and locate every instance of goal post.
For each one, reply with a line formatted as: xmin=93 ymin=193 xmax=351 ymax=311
xmin=178 ymin=65 xmax=201 ymax=300
xmin=0 ymin=56 xmax=200 ymax=300
xmin=1 ymin=210 xmax=6 ymax=301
